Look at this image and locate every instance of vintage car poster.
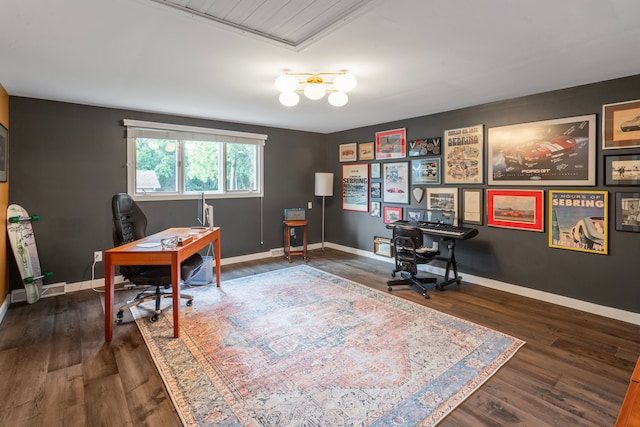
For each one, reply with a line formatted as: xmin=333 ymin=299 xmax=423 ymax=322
xmin=426 ymin=187 xmax=458 ymax=225
xmin=411 ymin=158 xmax=441 ymax=184
xmin=602 ymin=99 xmax=640 ymax=150
xmin=548 ymin=190 xmax=608 ymax=255
xmin=443 ymin=125 xmax=484 ymax=184
xmin=342 ymin=164 xmax=369 ymax=212
xmin=383 ymin=162 xmax=409 ymax=204
xmin=488 ymin=115 xmax=596 ymax=186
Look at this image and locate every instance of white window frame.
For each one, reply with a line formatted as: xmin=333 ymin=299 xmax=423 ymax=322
xmin=124 ymin=119 xmax=267 ymax=201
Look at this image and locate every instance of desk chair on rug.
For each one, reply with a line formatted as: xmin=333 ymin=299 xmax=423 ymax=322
xmin=111 ymin=193 xmax=203 ymax=323
xmin=387 ymin=224 xmax=439 ymax=299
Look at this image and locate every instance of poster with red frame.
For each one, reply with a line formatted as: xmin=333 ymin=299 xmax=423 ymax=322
xmin=487 ymin=189 xmax=544 ymax=232
xmin=375 ymin=128 xmax=406 ymax=159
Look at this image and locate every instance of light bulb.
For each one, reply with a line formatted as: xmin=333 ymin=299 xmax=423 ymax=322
xmin=304 ymin=83 xmax=326 ymax=100
xmin=328 ymin=92 xmax=348 ymax=107
xmin=279 ymin=91 xmax=300 ymax=107
xmin=333 ymin=73 xmax=357 ymax=93
xmin=275 ymin=74 xmax=299 ymax=92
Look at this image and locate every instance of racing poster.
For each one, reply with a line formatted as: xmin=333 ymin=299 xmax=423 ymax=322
xmin=443 ymin=125 xmax=484 ymax=184
xmin=342 ymin=164 xmax=369 ymax=212
xmin=488 ymin=115 xmax=596 ymax=186
xmin=548 ymin=190 xmax=608 ymax=255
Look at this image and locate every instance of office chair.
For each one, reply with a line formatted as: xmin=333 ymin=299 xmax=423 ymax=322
xmin=111 ymin=193 xmax=203 ymax=322
xmin=387 ymin=224 xmax=439 ymax=299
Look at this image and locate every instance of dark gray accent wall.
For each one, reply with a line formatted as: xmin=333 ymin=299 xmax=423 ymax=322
xmin=8 ymin=98 xmax=326 ymax=289
xmin=324 ymin=74 xmax=640 ymax=313
xmin=8 ymin=74 xmax=640 ymax=314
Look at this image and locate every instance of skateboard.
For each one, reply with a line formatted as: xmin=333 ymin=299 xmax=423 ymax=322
xmin=6 ymin=204 xmax=52 ymax=303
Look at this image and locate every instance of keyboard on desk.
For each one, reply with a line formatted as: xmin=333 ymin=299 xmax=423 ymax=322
xmin=387 ymin=220 xmax=478 ymax=240
xmin=417 ymin=221 xmax=478 ymax=240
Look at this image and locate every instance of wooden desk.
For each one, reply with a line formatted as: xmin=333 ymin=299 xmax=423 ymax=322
xmin=104 ymin=227 xmax=221 ymax=341
xmin=616 ymin=356 xmax=640 ymax=426
xmin=283 ymin=220 xmax=308 ymax=262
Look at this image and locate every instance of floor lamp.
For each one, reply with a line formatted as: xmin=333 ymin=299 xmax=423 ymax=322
xmin=314 ymin=172 xmax=334 ymax=251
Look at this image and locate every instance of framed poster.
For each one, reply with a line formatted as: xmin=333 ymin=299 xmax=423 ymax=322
xmin=375 ymin=128 xmax=406 ymax=159
xmin=409 ymin=137 xmax=441 ymax=156
xmin=602 ymin=99 xmax=640 ymax=150
xmin=383 ymin=206 xmax=403 ymax=224
xmin=383 ymin=162 xmax=409 ymax=204
xmin=604 ymin=154 xmax=640 ymax=185
xmin=406 ymin=208 xmax=425 ymax=222
xmin=342 ymin=164 xmax=369 ymax=212
xmin=411 ymin=158 xmax=441 ymax=184
xmin=443 ymin=125 xmax=484 ymax=184
xmin=461 ymin=188 xmax=483 ymax=225
xmin=488 ymin=115 xmax=596 ymax=186
xmin=339 ymin=142 xmax=357 ymax=162
xmin=0 ymin=124 xmax=6 ymax=182
xmin=426 ymin=187 xmax=458 ymax=225
xmin=615 ymin=192 xmax=640 ymax=232
xmin=370 ymin=181 xmax=381 ymax=199
xmin=549 ymin=190 xmax=608 ymax=255
xmin=359 ymin=142 xmax=375 ymax=160
xmin=487 ymin=189 xmax=544 ymax=232
xmin=370 ymin=201 xmax=381 ymax=217
xmin=374 ymin=236 xmax=393 ymax=257
xmin=370 ymin=162 xmax=381 ymax=179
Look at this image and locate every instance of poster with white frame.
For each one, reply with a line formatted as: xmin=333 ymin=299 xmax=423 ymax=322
xmin=426 ymin=187 xmax=459 ymax=225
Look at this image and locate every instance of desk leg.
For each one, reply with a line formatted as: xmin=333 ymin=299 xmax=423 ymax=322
xmin=303 ymin=224 xmax=309 ymax=262
xmin=214 ymin=234 xmax=221 ymax=287
xmin=104 ymin=255 xmax=114 ymax=342
xmin=172 ymin=256 xmax=181 ymax=338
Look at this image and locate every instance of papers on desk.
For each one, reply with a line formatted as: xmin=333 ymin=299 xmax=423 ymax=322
xmin=136 ymin=242 xmax=161 ymax=248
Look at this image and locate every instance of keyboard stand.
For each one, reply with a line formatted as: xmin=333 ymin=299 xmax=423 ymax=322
xmin=433 ymin=238 xmax=462 ymax=290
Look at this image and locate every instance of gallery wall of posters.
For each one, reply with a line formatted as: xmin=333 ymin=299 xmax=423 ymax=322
xmin=488 ymin=115 xmax=596 ymax=186
xmin=443 ymin=125 xmax=483 ymax=184
xmin=342 ymin=164 xmax=369 ymax=212
xmin=548 ymin=190 xmax=608 ymax=255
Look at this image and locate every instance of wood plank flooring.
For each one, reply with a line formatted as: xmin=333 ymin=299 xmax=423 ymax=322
xmin=0 ymin=248 xmax=638 ymax=426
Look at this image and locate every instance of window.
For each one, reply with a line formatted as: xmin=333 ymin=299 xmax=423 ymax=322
xmin=124 ymin=120 xmax=266 ymax=200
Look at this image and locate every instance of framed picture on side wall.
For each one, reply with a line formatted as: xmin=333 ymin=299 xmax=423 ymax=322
xmin=339 ymin=142 xmax=357 ymax=162
xmin=342 ymin=164 xmax=369 ymax=212
xmin=383 ymin=162 xmax=410 ymax=204
xmin=375 ymin=128 xmax=406 ymax=159
xmin=604 ymin=154 xmax=640 ymax=185
xmin=443 ymin=125 xmax=484 ymax=184
xmin=616 ymin=192 xmax=640 ymax=232
xmin=487 ymin=189 xmax=544 ymax=232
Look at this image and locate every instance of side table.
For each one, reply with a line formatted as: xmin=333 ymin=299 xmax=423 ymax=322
xmin=283 ymin=220 xmax=309 ymax=262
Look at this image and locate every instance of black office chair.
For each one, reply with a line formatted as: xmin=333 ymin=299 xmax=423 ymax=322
xmin=387 ymin=224 xmax=439 ymax=299
xmin=111 ymin=193 xmax=203 ymax=322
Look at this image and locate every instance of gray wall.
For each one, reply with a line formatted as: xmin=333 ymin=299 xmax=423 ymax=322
xmin=8 ymin=98 xmax=326 ymax=288
xmin=8 ymin=74 xmax=640 ymax=314
xmin=324 ymin=74 xmax=640 ymax=313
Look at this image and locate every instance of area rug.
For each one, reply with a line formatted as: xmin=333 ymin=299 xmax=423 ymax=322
xmin=133 ymin=265 xmax=524 ymax=426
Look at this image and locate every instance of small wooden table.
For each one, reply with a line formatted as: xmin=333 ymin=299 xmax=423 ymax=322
xmin=283 ymin=220 xmax=309 ymax=262
xmin=104 ymin=227 xmax=221 ymax=341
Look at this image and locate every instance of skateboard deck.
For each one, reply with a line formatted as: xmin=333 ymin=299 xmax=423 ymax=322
xmin=7 ymin=204 xmax=50 ymax=303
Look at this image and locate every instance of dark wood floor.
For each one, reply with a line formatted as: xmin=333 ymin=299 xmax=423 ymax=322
xmin=1 ymin=248 xmax=638 ymax=426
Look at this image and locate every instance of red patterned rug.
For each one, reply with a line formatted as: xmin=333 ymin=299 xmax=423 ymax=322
xmin=133 ymin=265 xmax=524 ymax=426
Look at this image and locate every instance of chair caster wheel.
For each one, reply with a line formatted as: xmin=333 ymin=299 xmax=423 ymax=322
xmin=151 ymin=314 xmax=159 ymax=322
xmin=115 ymin=311 xmax=124 ymax=323
xmin=388 ymin=286 xmax=393 ymax=292
xmin=186 ymin=300 xmax=193 ymax=307
xmin=423 ymin=292 xmax=430 ymax=299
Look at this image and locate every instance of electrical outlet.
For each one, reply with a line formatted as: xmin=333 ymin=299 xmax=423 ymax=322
xmin=94 ymin=251 xmax=103 ymax=262
xmin=307 ymin=201 xmax=313 ymax=209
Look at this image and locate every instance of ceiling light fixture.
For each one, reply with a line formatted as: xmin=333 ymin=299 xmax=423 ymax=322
xmin=275 ymin=72 xmax=357 ymax=107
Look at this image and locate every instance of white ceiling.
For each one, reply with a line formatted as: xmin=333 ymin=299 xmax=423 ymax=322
xmin=1 ymin=0 xmax=639 ymax=134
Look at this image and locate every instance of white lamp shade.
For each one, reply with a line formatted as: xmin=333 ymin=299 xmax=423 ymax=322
xmin=333 ymin=73 xmax=357 ymax=92
xmin=328 ymin=91 xmax=348 ymax=107
xmin=279 ymin=91 xmax=300 ymax=107
xmin=275 ymin=74 xmax=299 ymax=92
xmin=304 ymin=83 xmax=326 ymax=100
xmin=315 ymin=172 xmax=334 ymax=196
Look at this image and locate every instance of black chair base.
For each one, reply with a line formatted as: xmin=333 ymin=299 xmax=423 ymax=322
xmin=387 ymin=272 xmax=437 ymax=299
xmin=116 ymin=285 xmax=193 ymax=323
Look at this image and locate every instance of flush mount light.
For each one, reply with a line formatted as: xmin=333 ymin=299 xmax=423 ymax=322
xmin=275 ymin=72 xmax=357 ymax=107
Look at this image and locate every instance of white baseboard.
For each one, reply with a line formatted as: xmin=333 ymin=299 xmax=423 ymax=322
xmin=326 ymin=242 xmax=640 ymax=326
xmin=2 ymin=242 xmax=637 ymax=327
